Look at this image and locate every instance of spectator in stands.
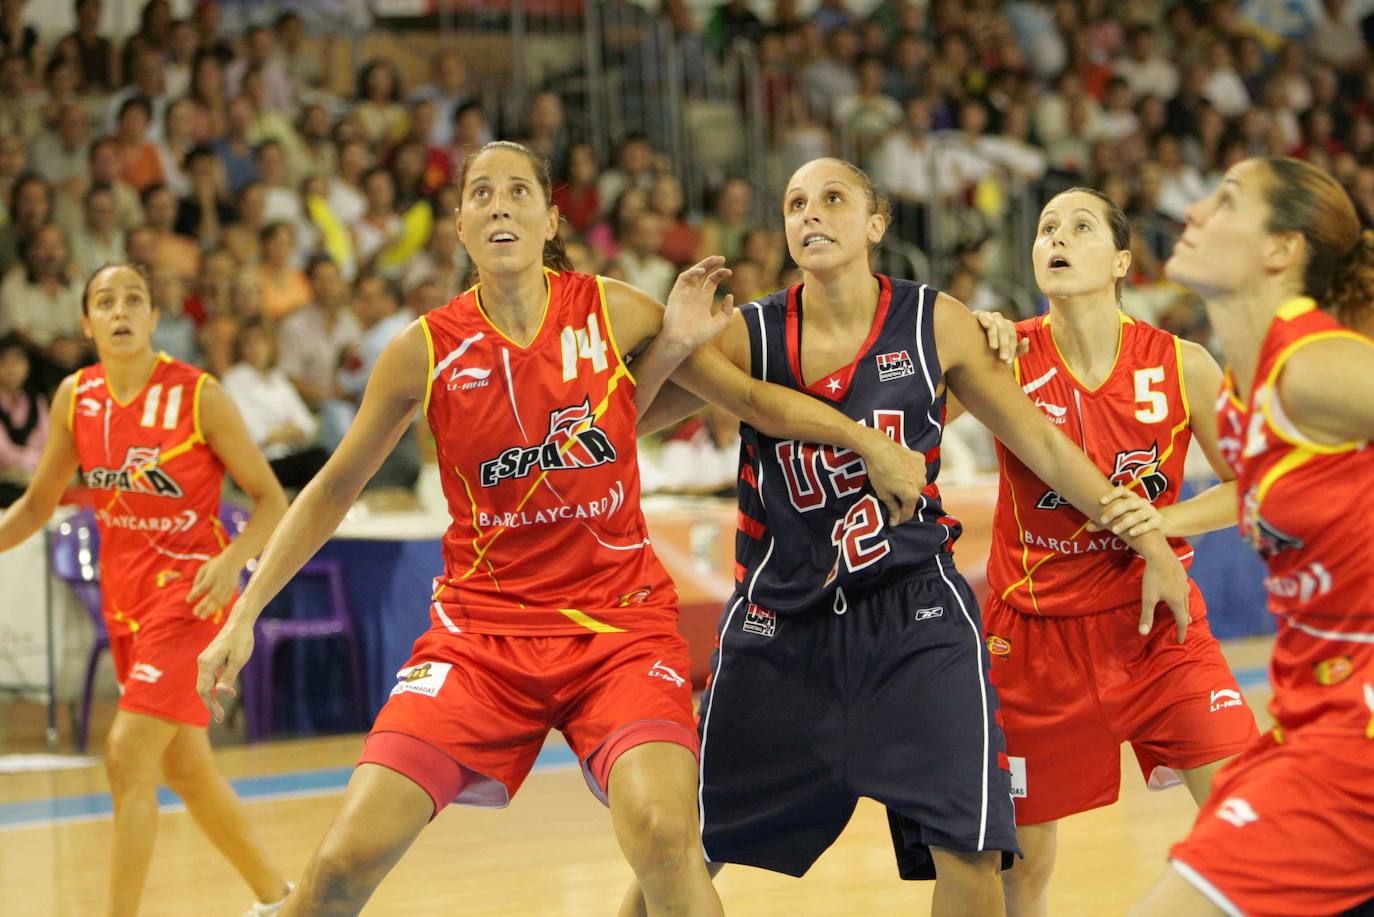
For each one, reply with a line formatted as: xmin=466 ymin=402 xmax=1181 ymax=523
xmin=0 ymin=52 xmax=40 ymax=146
xmin=354 ymin=58 xmax=407 ymax=149
xmin=697 ymin=177 xmax=755 ymax=264
xmin=389 ymin=138 xmax=429 ymax=211
xmin=59 ymin=0 xmax=116 ymax=94
xmin=707 ymin=0 xmax=764 ymax=56
xmin=227 ymin=24 xmax=294 ymax=116
xmin=1201 ymin=39 xmax=1249 ymax=118
xmin=0 ymin=133 xmax=25 ymax=223
xmin=1114 ymin=23 xmax=1179 ymax=101
xmin=201 ymin=270 xmax=265 ymax=379
xmin=175 ymin=145 xmax=234 ymax=249
xmin=328 ymin=136 xmax=370 ymax=229
xmin=801 ymin=24 xmax=860 ymax=124
xmin=29 ymin=103 xmax=91 ymax=196
xmin=640 ymin=405 xmax=740 ymax=497
xmin=835 ymin=55 xmax=903 ymax=161
xmin=739 ymin=226 xmax=785 ymax=295
xmin=564 ymin=237 xmax=602 ymax=276
xmin=223 ymin=181 xmax=267 ymax=266
xmin=610 ymin=211 xmax=675 ymax=302
xmin=448 ymin=101 xmax=489 ymax=170
xmin=184 ymin=246 xmax=234 ymax=326
xmin=0 ymin=223 xmax=87 ymax=389
xmin=123 ymin=223 xmax=155 ymax=272
xmin=1307 ymin=0 xmax=1367 ymax=72
xmin=0 ymin=173 xmax=50 ymax=279
xmin=69 ymin=183 xmax=124 ymax=281
xmin=596 ymin=134 xmax=655 ymax=216
xmin=214 ymin=97 xmax=260 ymax=197
xmin=350 ymin=166 xmax=401 ymax=269
xmin=298 ymin=102 xmax=339 ymax=181
xmin=552 ymin=143 xmax=600 ymax=236
xmin=142 ymin=183 xmax=199 ymax=279
xmin=155 ymin=98 xmax=198 ymax=198
xmin=255 ymin=139 xmax=303 ymax=228
xmin=409 ymin=50 xmax=477 ymax=148
xmin=254 ymin=221 xmax=310 ymax=321
xmin=162 ymin=17 xmax=198 ymax=100
xmin=520 ymin=92 xmax=569 ymax=183
xmin=1153 ymin=133 xmax=1208 ymax=222
xmin=587 ymin=185 xmax=647 ymax=266
xmin=188 ymin=50 xmax=229 ymax=144
xmin=148 ymin=267 xmax=200 ymax=365
xmin=278 ymin=256 xmax=360 ymax=410
xmin=37 ymin=59 xmax=83 ymax=135
xmin=0 ymin=1 xmax=36 ymax=68
xmin=649 ymin=173 xmax=699 ymax=269
xmin=883 ymin=31 xmax=929 ymax=106
xmin=223 ymin=318 xmax=329 ymax=491
xmin=83 ymin=136 xmax=143 ymax=233
xmin=407 ymin=278 xmax=444 ymax=316
xmin=115 ymin=97 xmax=164 ymax=193
xmin=119 ymin=0 xmax=171 ymax=80
xmin=106 ymin=46 xmax=168 ymax=139
xmin=400 ymin=213 xmax=464 ymax=298
xmin=278 ymin=11 xmax=332 ymax=106
xmin=0 ymin=332 xmax=46 ymax=507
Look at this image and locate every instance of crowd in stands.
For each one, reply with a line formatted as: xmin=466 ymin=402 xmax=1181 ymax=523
xmin=0 ymin=0 xmax=1372 ymax=502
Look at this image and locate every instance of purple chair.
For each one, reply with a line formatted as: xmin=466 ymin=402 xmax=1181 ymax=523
xmin=237 ymin=557 xmax=367 ymax=742
xmin=50 ymin=508 xmax=106 ymax=754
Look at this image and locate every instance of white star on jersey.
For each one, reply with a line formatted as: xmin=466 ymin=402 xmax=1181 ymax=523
xmin=825 ymin=377 xmax=842 ymax=392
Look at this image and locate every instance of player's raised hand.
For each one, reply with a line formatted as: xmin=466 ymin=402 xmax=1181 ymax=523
xmin=1088 ymin=486 xmax=1165 ymax=537
xmin=660 ymin=256 xmax=736 ymax=354
xmin=859 ymin=429 xmax=926 ymax=526
xmin=186 ymin=553 xmax=241 ymax=619
xmin=196 ymin=619 xmax=255 ymax=722
xmin=1138 ymin=549 xmax=1191 ymax=643
xmin=972 ymin=310 xmax=1029 ymax=364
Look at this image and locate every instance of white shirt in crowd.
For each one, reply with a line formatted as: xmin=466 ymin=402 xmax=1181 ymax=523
xmin=221 ymin=362 xmax=319 ymax=459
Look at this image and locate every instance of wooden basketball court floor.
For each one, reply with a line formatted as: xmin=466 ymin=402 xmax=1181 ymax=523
xmin=0 ymin=637 xmax=1276 ymax=916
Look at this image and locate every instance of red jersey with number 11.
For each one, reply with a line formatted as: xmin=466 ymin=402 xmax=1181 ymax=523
xmin=988 ymin=313 xmax=1194 ymax=617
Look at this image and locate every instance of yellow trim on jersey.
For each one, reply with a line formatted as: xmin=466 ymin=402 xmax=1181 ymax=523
xmin=1253 ymin=447 xmax=1318 ymax=508
xmin=67 ymin=368 xmax=82 ymax=431
xmin=460 ymin=361 xmax=631 ymax=582
xmin=1174 ymin=337 xmax=1191 ymax=427
xmin=473 ymin=267 xmax=554 ymax=349
xmin=190 ymin=373 xmax=209 ymax=446
xmin=558 ymin=608 xmax=627 ymax=633
xmin=998 ymin=463 xmax=1042 ymax=614
xmin=419 ymin=315 xmax=436 ymax=417
xmin=1260 ymin=330 xmax=1370 ymax=454
xmin=595 ymin=274 xmax=636 ymax=386
xmin=1221 ymin=368 xmax=1246 ymax=411
xmin=108 ymin=352 xmax=170 ymax=408
xmin=1044 ymin=311 xmax=1128 ymax=393
xmin=451 ymin=464 xmax=507 ymax=594
xmin=1276 ymin=296 xmax=1316 ymax=322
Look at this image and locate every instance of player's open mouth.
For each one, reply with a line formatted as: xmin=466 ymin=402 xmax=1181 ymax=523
xmin=489 ymin=231 xmax=518 ymax=245
xmin=1048 ymin=255 xmax=1071 ymax=271
xmin=802 ymin=233 xmax=835 ymax=249
xmin=112 ymin=328 xmax=132 ymax=337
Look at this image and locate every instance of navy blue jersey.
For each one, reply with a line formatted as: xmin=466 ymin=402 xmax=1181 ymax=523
xmin=734 ymin=275 xmax=960 ymax=614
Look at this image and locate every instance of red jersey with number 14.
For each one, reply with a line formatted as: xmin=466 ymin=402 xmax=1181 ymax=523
xmin=988 ymin=313 xmax=1194 ymax=617
xmin=420 ymin=268 xmax=677 ymax=636
xmin=68 ymin=355 xmax=228 ymax=635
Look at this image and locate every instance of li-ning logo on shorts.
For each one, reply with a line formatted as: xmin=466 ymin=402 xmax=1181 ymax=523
xmin=391 ymin=661 xmax=452 ymax=698
xmin=478 ymin=399 xmax=617 ymax=487
xmin=648 ymin=660 xmax=685 ymax=688
xmin=1215 ymin=797 xmax=1259 ymax=828
xmin=85 ymin=446 xmax=184 ymax=497
xmin=742 ymin=603 xmax=776 ymax=637
xmin=1210 ymin=688 xmax=1243 ymax=712
xmin=913 ymin=606 xmax=944 ymax=621
xmin=130 ymin=662 xmax=163 ymax=684
xmin=876 ymin=350 xmax=915 ymax=382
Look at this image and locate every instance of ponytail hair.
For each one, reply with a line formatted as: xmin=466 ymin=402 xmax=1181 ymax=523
xmin=455 ymin=140 xmax=575 ymax=288
xmin=1259 ymin=157 xmax=1374 ymax=330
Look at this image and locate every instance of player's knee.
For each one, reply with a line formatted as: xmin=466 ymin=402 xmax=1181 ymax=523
xmin=160 ymin=750 xmax=205 ymax=797
xmin=307 ymin=839 xmax=384 ymax=910
xmin=621 ymin=803 xmax=699 ymax=875
xmin=104 ymin=731 xmax=159 ymax=794
xmin=1002 ymin=846 xmax=1053 ymax=894
xmin=932 ymin=847 xmax=1003 ymax=881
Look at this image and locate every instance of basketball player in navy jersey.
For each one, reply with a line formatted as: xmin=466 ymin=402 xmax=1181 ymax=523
xmin=622 ymin=158 xmax=1192 ymax=915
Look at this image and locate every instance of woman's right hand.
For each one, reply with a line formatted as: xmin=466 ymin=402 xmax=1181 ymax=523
xmin=196 ymin=618 xmax=256 ymax=723
xmin=972 ymin=310 xmax=1029 ymax=364
xmin=860 ymin=429 xmax=927 ymax=526
xmin=659 ymin=256 xmax=735 ymax=355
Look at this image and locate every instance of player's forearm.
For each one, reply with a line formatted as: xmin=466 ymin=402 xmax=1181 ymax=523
xmin=638 ymin=381 xmax=707 ymax=435
xmin=1161 ymin=480 xmax=1237 ymax=538
xmin=630 ymin=336 xmax=695 ymax=418
xmin=0 ymin=494 xmax=50 ymax=552
xmin=224 ymin=473 xmax=357 ymax=626
xmin=216 ymin=487 xmax=288 ymax=573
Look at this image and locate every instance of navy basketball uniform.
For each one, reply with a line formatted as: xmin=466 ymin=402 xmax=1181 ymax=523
xmin=698 ymin=276 xmax=1019 ymax=878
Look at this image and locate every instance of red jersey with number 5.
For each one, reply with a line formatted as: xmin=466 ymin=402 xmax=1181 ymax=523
xmin=988 ymin=313 xmax=1194 ymax=617
xmin=421 ymin=268 xmax=677 ymax=636
xmin=1228 ymin=297 xmax=1374 ymax=737
xmin=68 ymin=355 xmax=228 ymax=635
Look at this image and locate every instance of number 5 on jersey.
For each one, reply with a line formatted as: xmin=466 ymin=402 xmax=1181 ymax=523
xmin=561 ymin=314 xmax=609 ymax=381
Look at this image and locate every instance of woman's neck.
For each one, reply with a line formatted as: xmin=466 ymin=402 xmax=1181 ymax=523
xmin=1045 ymin=289 xmax=1123 ymax=387
xmin=1205 ymin=276 xmax=1302 ymax=397
xmin=478 ymin=266 xmax=550 ymax=345
xmin=104 ymin=349 xmax=160 ymax=402
xmin=800 ymin=262 xmax=879 ymax=333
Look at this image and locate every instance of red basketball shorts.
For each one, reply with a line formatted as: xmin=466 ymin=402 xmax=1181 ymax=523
xmin=984 ymin=581 xmax=1259 ymax=824
xmin=360 ymin=627 xmax=699 ymax=816
xmin=109 ymin=608 xmax=226 ymax=728
xmin=1169 ymin=729 xmax=1374 ymax=916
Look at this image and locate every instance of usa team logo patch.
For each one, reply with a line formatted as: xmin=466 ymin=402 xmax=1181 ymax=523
xmin=391 ymin=661 xmax=452 ymax=698
xmin=876 ymin=350 xmax=915 ymax=382
xmin=742 ymin=603 xmax=776 ymax=637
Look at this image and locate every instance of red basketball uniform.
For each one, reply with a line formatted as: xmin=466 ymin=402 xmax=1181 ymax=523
xmin=69 ymin=355 xmax=230 ymax=726
xmin=361 ymin=269 xmax=696 ymax=814
xmin=1170 ymin=298 xmax=1374 ymax=917
xmin=984 ymin=313 xmax=1256 ymax=824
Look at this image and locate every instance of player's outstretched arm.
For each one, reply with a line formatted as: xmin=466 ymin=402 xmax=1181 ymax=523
xmin=197 ymin=323 xmax=428 ymax=720
xmin=0 ymin=376 xmax=80 ymax=553
xmin=936 ymin=293 xmax=1192 ymax=640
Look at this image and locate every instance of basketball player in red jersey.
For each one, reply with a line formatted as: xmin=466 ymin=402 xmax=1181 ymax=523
xmin=1127 ymin=159 xmax=1374 ymax=916
xmin=946 ymin=188 xmax=1259 ymax=917
xmin=0 ymin=264 xmax=292 ymax=916
xmin=194 ymin=142 xmax=928 ymax=916
xmin=622 ymin=158 xmax=1193 ymax=915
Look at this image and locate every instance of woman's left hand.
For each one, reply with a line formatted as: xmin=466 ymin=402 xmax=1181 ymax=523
xmin=186 ymin=554 xmax=243 ymax=619
xmin=660 ymin=256 xmax=736 ymax=355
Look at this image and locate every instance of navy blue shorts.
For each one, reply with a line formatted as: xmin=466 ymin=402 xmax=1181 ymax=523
xmin=697 ymin=558 xmax=1019 ymax=879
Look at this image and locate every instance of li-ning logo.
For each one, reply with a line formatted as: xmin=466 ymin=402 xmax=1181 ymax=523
xmin=1210 ymin=688 xmax=1243 ymax=712
xmin=1215 ymin=797 xmax=1259 ymax=828
xmin=742 ymin=603 xmax=776 ymax=637
xmin=85 ymin=446 xmax=183 ymax=497
xmin=648 ymin=660 xmax=685 ymax=687
xmin=130 ymin=662 xmax=163 ymax=684
xmin=1034 ymin=399 xmax=1068 ymax=424
xmin=876 ymin=350 xmax=915 ymax=382
xmin=447 ymin=365 xmax=492 ymax=391
xmin=478 ymin=399 xmax=617 ymax=487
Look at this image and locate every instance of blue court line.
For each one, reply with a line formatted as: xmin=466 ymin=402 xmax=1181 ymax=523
xmin=0 ymin=743 xmax=580 ymax=831
xmin=0 ymin=665 xmax=1275 ymax=832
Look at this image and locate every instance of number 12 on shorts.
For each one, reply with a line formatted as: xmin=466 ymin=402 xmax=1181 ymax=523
xmin=824 ymin=493 xmax=891 ymax=586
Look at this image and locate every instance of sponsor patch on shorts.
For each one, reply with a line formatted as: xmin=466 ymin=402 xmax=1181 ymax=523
xmin=742 ymin=603 xmax=776 ymax=637
xmin=391 ymin=661 xmax=452 ymax=698
xmin=986 ymin=634 xmax=1011 ymax=657
xmin=913 ymin=605 xmax=944 ymax=621
xmin=1008 ymin=755 xmax=1027 ymax=798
